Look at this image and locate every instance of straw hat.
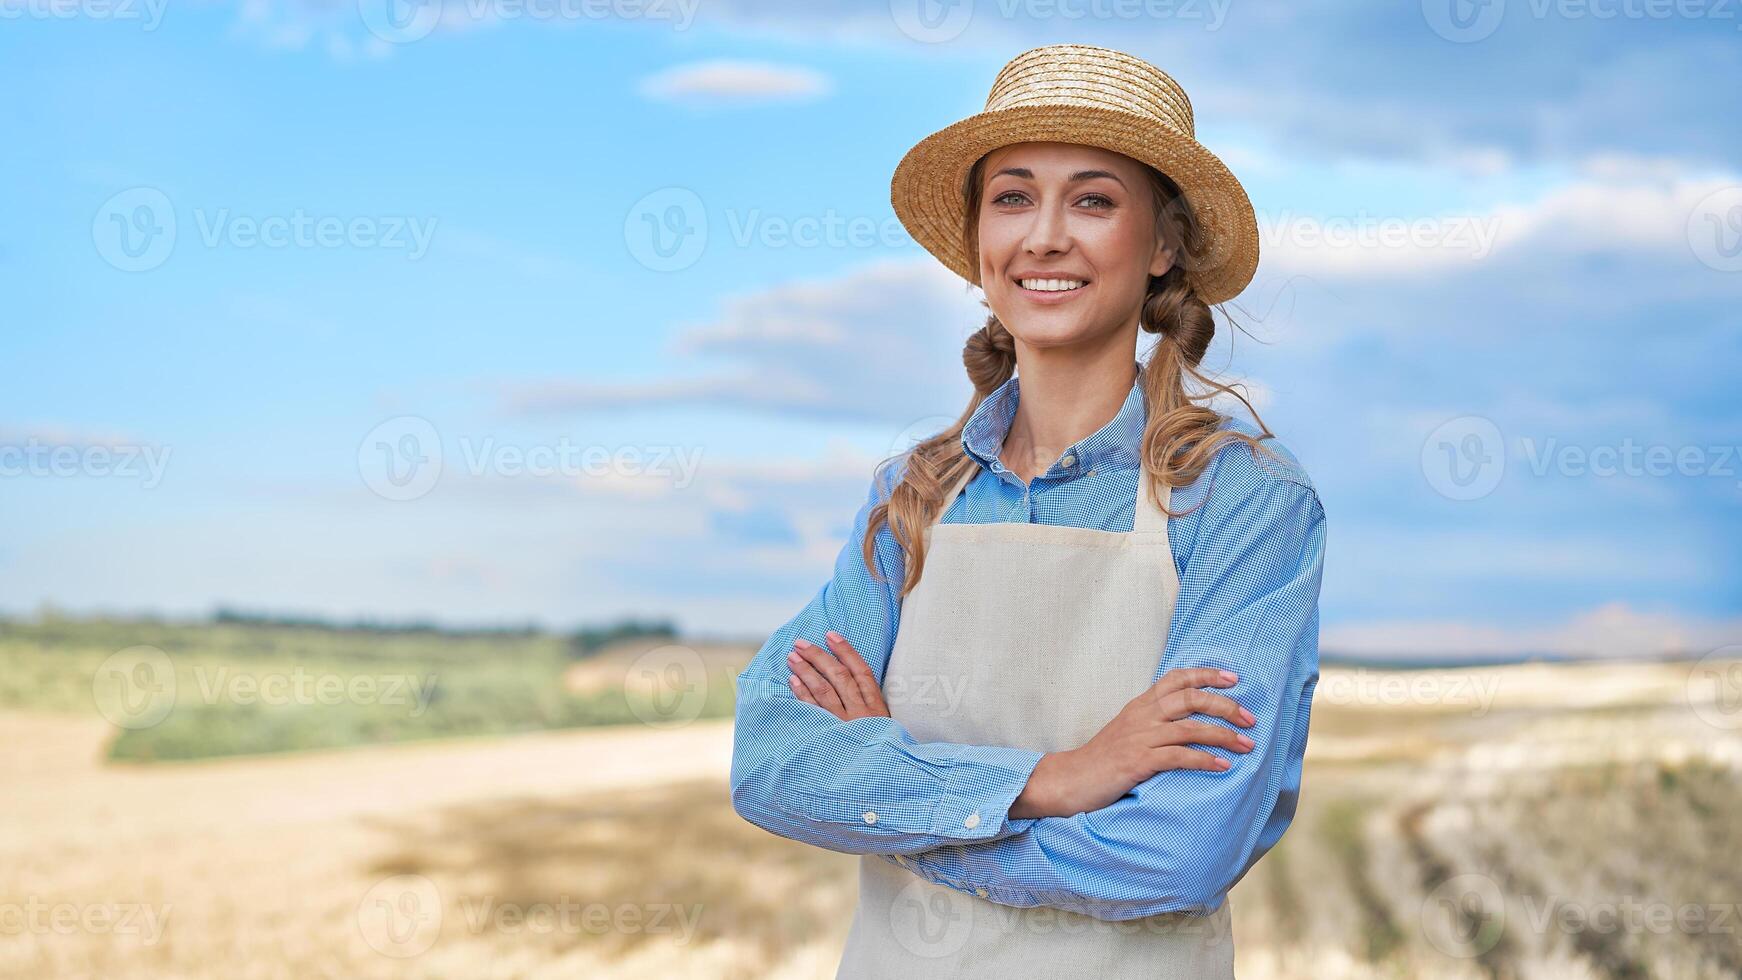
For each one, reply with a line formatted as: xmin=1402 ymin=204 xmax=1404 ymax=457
xmin=890 ymin=43 xmax=1258 ymax=305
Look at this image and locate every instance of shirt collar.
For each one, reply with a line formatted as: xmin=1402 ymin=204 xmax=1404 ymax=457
xmin=959 ymin=362 xmax=1148 ymax=480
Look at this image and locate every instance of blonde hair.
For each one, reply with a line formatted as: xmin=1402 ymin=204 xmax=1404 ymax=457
xmin=864 ymin=154 xmax=1285 ymax=597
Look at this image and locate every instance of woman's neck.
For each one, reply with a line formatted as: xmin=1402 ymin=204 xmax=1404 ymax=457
xmin=998 ymin=346 xmax=1138 ymax=484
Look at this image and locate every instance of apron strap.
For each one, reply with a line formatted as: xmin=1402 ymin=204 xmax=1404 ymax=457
xmin=1133 ymin=465 xmax=1173 ymax=533
xmin=932 ymin=459 xmax=981 ymax=527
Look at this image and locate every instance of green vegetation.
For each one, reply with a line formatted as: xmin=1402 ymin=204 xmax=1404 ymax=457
xmin=566 ymin=616 xmax=679 ymax=658
xmin=0 ymin=615 xmax=733 ymax=763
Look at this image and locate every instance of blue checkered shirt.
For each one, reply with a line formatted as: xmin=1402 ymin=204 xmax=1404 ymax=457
xmin=729 ymin=365 xmax=1326 ymax=920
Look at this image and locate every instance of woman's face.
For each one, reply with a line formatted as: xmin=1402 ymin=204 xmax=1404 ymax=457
xmin=976 ymin=141 xmax=1175 ymax=353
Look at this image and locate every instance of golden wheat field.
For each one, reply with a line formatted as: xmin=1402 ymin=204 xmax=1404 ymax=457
xmin=4 ymin=652 xmax=1740 ymax=980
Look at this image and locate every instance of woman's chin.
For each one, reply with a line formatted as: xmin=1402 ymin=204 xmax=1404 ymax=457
xmin=1002 ymin=318 xmax=1110 ymax=351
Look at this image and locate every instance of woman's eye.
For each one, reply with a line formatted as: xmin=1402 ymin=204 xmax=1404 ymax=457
xmin=991 ymin=190 xmax=1026 ymax=206
xmin=1078 ymin=193 xmax=1114 ymax=209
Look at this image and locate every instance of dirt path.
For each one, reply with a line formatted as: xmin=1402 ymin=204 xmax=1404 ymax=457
xmin=1 ymin=712 xmax=733 ymax=853
xmin=0 ymin=712 xmax=738 ymax=980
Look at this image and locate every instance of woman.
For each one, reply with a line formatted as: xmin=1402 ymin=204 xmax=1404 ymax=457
xmin=729 ymin=43 xmax=1325 ymax=978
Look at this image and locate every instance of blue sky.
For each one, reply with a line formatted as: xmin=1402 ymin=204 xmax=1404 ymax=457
xmin=3 ymin=0 xmax=1739 ymax=659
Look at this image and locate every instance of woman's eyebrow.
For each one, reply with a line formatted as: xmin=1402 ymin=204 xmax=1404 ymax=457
xmin=992 ymin=167 xmax=1127 ymax=188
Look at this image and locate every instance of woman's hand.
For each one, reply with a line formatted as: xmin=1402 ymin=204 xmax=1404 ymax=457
xmin=1011 ymin=667 xmax=1257 ymax=819
xmin=786 ymin=632 xmax=891 ymax=721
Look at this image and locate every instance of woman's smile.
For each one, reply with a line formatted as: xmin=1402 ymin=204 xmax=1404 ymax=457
xmin=1013 ymin=275 xmax=1094 ymax=305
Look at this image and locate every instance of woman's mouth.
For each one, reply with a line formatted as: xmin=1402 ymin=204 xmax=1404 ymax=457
xmin=1014 ymin=277 xmax=1091 ymax=303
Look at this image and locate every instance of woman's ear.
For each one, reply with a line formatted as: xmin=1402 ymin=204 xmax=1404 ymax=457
xmin=1150 ymin=239 xmax=1177 ymax=279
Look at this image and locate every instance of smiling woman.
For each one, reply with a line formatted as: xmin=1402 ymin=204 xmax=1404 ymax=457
xmin=729 ymin=43 xmax=1324 ymax=980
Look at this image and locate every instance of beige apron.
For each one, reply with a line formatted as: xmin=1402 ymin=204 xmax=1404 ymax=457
xmin=835 ymin=460 xmax=1235 ymax=979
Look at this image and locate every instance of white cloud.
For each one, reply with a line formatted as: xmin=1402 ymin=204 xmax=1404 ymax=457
xmin=499 ymin=257 xmax=986 ymax=423
xmin=1259 ymin=160 xmax=1742 ymax=280
xmin=638 ymin=60 xmax=832 ymax=106
xmin=1323 ymin=603 xmax=1742 ymax=661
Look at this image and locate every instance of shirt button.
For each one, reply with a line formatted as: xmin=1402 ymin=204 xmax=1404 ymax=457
xmin=1060 ymin=454 xmax=1075 ymax=466
xmin=962 ymin=812 xmax=981 ymax=829
xmin=863 ymin=811 xmax=878 ymax=825
xmin=975 ymin=887 xmax=990 ymax=898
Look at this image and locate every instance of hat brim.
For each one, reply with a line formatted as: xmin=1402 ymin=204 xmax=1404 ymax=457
xmin=890 ymin=103 xmax=1258 ymax=305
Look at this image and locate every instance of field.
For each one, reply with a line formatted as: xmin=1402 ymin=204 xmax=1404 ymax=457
xmin=2 ymin=620 xmax=1739 ymax=978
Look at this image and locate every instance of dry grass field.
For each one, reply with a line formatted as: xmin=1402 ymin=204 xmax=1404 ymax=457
xmin=3 ymin=647 xmax=1740 ymax=979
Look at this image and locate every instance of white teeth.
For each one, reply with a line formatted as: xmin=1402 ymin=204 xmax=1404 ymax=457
xmin=1019 ymin=278 xmax=1087 ymax=292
